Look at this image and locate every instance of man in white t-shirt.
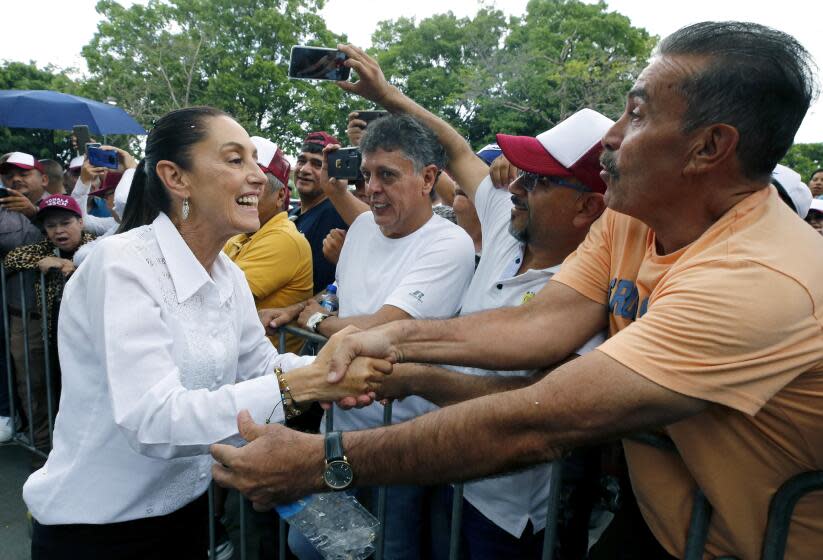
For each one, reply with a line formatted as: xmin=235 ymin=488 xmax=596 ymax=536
xmin=327 ymin=69 xmax=612 ymax=557
xmin=287 ymin=114 xmax=476 ymax=560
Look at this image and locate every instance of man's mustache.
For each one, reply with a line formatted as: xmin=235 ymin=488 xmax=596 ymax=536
xmin=600 ymin=151 xmax=620 ymax=179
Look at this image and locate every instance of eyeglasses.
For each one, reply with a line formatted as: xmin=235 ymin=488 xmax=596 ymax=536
xmin=516 ymin=171 xmax=589 ymax=193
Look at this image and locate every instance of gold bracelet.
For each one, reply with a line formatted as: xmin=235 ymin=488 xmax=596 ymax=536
xmin=275 ymin=368 xmax=303 ymax=420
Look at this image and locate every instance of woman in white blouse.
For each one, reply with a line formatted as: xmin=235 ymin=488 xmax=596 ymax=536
xmin=23 ymin=106 xmax=390 ymax=559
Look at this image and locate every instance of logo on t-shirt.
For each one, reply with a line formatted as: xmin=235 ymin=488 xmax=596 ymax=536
xmin=521 ymin=291 xmax=535 ymax=305
xmin=409 ymin=290 xmax=424 ymax=303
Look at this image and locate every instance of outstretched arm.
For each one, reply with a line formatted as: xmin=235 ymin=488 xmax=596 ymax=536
xmin=211 ymin=349 xmax=705 ymax=506
xmin=336 ymin=44 xmax=489 ymax=201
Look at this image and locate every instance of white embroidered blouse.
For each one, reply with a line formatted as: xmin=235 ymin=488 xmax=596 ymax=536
xmin=23 ymin=212 xmax=313 ymax=524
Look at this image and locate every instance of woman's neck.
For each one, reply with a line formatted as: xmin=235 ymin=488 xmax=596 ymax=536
xmin=176 ymin=220 xmax=229 ymax=274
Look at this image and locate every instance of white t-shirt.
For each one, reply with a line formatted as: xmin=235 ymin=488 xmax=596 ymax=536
xmin=329 ymin=211 xmax=476 ymax=432
xmin=454 ymin=177 xmax=604 ymax=537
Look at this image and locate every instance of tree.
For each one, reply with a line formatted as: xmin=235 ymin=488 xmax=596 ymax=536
xmin=81 ymin=0 xmax=353 ymax=153
xmin=369 ymin=0 xmax=655 ymax=149
xmin=781 ymin=143 xmax=823 ymax=182
xmin=0 ymin=61 xmax=79 ymax=160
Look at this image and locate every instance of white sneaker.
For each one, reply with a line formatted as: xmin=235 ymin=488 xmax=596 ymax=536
xmin=0 ymin=415 xmax=13 ymax=443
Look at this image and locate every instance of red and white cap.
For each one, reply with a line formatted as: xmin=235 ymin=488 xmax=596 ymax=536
xmin=251 ymin=136 xmax=290 ymax=187
xmin=0 ymin=152 xmax=45 ymax=174
xmin=496 ymin=108 xmax=614 ymax=193
xmin=37 ymin=194 xmax=83 ymax=219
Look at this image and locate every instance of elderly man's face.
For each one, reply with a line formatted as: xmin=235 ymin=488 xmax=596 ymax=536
xmin=600 ymin=55 xmax=701 ymax=219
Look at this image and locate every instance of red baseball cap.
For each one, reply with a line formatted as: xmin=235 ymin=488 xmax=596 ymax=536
xmin=251 ymin=136 xmax=291 ymax=186
xmin=89 ymin=171 xmax=123 ymax=198
xmin=0 ymin=152 xmax=46 ymax=174
xmin=495 ymin=108 xmax=614 ymax=194
xmin=37 ymin=194 xmax=83 ymax=220
xmin=302 ymin=131 xmax=339 ymax=149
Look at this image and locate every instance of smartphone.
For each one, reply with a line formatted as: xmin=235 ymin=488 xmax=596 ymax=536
xmin=327 ymin=148 xmax=362 ymax=181
xmin=288 ymin=46 xmax=350 ymax=81
xmin=85 ymin=142 xmax=101 ymax=156
xmin=0 ymin=186 xmax=10 ymax=199
xmin=87 ymin=147 xmax=119 ymax=170
xmin=73 ymin=125 xmax=90 ymax=154
xmin=355 ymin=110 xmax=388 ymax=126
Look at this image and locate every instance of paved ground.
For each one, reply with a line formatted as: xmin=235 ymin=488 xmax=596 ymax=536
xmin=0 ymin=443 xmax=33 ymax=560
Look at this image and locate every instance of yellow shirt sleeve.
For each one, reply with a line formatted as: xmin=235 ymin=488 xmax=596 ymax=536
xmin=597 ymin=259 xmax=823 ymax=415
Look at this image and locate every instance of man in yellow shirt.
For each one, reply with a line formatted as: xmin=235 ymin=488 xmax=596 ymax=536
xmin=225 ymin=136 xmax=312 ymax=352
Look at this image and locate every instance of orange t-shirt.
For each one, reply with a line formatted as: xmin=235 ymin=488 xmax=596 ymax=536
xmin=553 ymin=186 xmax=823 ymax=558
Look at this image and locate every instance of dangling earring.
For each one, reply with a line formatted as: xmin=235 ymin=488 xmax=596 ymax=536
xmin=182 ymin=198 xmax=190 ymax=221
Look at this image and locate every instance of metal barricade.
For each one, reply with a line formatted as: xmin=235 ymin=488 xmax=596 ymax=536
xmin=1 ymin=265 xmax=61 ymax=458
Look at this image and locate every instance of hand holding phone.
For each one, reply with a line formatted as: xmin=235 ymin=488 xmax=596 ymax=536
xmin=288 ymin=46 xmax=350 ymax=81
xmin=87 ymin=147 xmax=119 ymax=170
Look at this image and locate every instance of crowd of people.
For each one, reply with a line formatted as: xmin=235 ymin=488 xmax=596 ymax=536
xmin=0 ymin=19 xmax=821 ymax=560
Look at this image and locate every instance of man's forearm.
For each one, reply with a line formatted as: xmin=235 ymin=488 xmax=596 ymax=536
xmin=327 ymin=189 xmax=369 ymax=226
xmin=342 ymin=351 xmax=705 ymax=488
xmin=378 ymin=87 xmax=487 ymax=195
xmin=396 ymin=362 xmax=548 ymax=407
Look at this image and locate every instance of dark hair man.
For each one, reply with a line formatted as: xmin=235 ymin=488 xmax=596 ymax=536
xmin=213 ymin=24 xmax=822 ymax=559
xmin=38 ymin=159 xmax=65 ymax=195
xmin=289 ymin=131 xmax=348 ymax=293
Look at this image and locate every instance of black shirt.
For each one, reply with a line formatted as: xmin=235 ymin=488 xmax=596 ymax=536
xmin=290 ymin=198 xmax=347 ymax=294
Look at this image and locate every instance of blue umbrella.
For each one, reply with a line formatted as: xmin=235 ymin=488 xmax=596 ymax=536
xmin=0 ymin=90 xmax=146 ymax=135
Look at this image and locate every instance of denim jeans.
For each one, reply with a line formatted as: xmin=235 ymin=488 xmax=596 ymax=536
xmin=288 ymin=485 xmax=426 ymax=560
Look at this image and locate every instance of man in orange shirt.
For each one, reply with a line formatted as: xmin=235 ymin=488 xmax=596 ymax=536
xmin=213 ymin=22 xmax=823 ymax=558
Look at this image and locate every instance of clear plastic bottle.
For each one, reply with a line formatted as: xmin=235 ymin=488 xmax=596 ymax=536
xmin=319 ymin=284 xmax=338 ymax=313
xmin=276 ymin=492 xmax=379 ymax=560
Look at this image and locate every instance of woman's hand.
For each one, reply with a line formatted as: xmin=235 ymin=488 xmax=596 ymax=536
xmin=284 ymin=326 xmax=393 ymax=404
xmin=101 ymin=145 xmax=138 ymax=171
xmin=80 ymin=158 xmax=107 ymax=185
xmin=346 ymin=112 xmax=367 ymax=147
xmin=37 ymin=256 xmax=76 ymax=277
xmin=490 ymin=154 xmax=518 ymax=189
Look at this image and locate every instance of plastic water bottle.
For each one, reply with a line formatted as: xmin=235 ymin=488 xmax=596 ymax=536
xmin=276 ymin=492 xmax=380 ymax=560
xmin=319 ymin=284 xmax=338 ymax=313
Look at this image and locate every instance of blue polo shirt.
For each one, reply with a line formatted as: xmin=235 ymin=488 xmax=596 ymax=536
xmin=290 ymin=197 xmax=347 ymax=294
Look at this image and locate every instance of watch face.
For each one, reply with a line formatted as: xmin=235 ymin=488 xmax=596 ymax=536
xmin=323 ymin=460 xmax=354 ymax=490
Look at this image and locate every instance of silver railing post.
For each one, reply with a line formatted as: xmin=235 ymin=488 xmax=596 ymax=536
xmin=1 ymin=264 xmax=17 ymax=441
xmin=540 ymin=462 xmax=563 ymax=560
xmin=374 ymin=402 xmax=393 ymax=560
xmin=39 ymin=271 xmax=55 ymax=443
xmin=448 ymin=483 xmax=465 ymax=560
xmin=19 ymin=277 xmax=36 ymax=451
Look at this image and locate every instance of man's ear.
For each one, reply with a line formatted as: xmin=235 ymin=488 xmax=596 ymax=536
xmin=685 ymin=124 xmax=739 ymax=176
xmin=573 ymin=192 xmax=606 ymax=228
xmin=41 ymin=171 xmax=49 ymax=189
xmin=421 ymin=165 xmax=439 ymax=197
xmin=155 ymin=160 xmax=191 ymax=201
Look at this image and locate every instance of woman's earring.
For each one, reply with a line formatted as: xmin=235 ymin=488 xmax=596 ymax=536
xmin=182 ymin=198 xmax=190 ymax=221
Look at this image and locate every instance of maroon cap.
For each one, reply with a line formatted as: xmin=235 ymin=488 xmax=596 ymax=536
xmin=250 ymin=136 xmax=291 ymax=186
xmin=495 ymin=109 xmax=614 ymax=194
xmin=302 ymin=131 xmax=339 ymax=149
xmin=37 ymin=194 xmax=83 ymax=219
xmin=89 ymin=171 xmax=123 ymax=198
xmin=0 ymin=152 xmax=46 ymax=175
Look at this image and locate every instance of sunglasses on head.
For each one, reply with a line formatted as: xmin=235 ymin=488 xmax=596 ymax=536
xmin=516 ymin=171 xmax=589 ymax=193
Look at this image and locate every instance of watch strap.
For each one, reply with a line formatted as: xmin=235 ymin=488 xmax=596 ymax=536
xmin=325 ymin=431 xmax=345 ymax=462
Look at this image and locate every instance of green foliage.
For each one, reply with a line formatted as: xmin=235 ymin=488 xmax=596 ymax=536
xmin=82 ymin=0 xmax=353 ymax=154
xmin=0 ymin=61 xmax=79 ymax=161
xmin=370 ymin=0 xmax=655 ymax=148
xmin=781 ymin=143 xmax=823 ymax=182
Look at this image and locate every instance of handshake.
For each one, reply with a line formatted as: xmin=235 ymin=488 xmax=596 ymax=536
xmin=282 ymin=326 xmax=399 ymax=408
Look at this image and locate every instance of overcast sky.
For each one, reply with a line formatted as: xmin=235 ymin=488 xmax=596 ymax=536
xmin=1 ymin=0 xmax=820 ymax=143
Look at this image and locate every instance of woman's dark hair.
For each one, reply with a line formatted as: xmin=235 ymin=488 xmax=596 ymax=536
xmin=810 ymin=168 xmax=823 ymax=181
xmin=118 ymin=106 xmax=227 ymax=233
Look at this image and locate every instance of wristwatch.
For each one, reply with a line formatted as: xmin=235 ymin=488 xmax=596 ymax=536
xmin=306 ymin=311 xmax=330 ymax=333
xmin=323 ymin=431 xmax=354 ymax=490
